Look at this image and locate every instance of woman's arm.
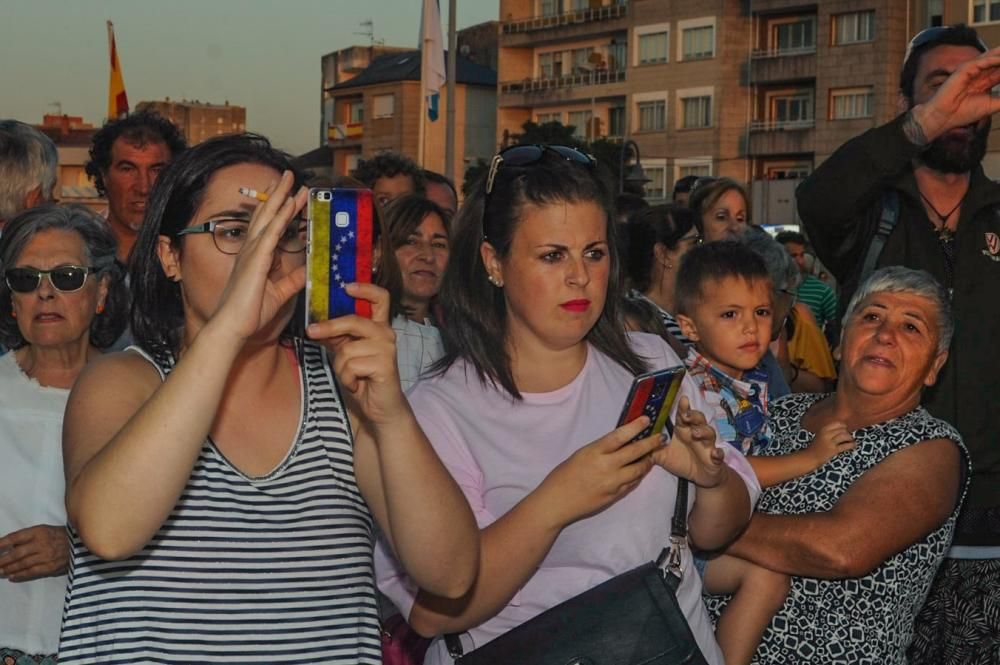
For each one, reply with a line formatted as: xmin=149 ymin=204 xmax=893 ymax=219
xmin=64 ymin=175 xmax=308 ymax=560
xmin=727 ymin=438 xmax=961 ymax=578
xmin=404 ymin=416 xmax=666 ymax=637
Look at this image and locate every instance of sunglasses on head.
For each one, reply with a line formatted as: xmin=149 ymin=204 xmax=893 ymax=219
xmin=904 ymin=27 xmax=988 ymax=65
xmin=5 ymin=265 xmax=100 ymax=294
xmin=482 ymin=144 xmax=596 ymax=239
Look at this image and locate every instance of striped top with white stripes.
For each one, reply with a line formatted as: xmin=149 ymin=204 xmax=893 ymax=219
xmin=58 ymin=341 xmax=382 ymax=664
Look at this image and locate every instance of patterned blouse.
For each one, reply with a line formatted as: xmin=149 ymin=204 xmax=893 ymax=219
xmin=705 ymin=392 xmax=969 ymax=665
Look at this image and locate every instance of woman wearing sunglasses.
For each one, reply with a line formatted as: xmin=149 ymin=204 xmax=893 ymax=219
xmin=376 ymin=146 xmax=760 ymax=665
xmin=56 ymin=134 xmax=478 ymax=664
xmin=0 ymin=205 xmax=127 ymax=665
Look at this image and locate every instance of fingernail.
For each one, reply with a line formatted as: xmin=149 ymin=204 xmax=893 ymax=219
xmin=306 ymin=324 xmax=318 ymax=335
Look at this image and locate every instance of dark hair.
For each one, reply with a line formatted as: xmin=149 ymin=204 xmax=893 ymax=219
xmin=687 ymin=177 xmax=749 ymax=233
xmin=86 ymin=110 xmax=187 ymax=196
xmin=382 ymin=194 xmax=451 ymax=319
xmin=672 ymin=175 xmax=700 ymax=197
xmin=129 ymin=133 xmax=306 ymax=358
xmin=625 ymin=204 xmax=696 ymax=292
xmin=351 ymin=151 xmax=426 ymax=196
xmin=675 ymin=240 xmax=771 ymax=316
xmin=0 ymin=204 xmax=127 ymax=350
xmin=774 ymin=230 xmax=807 ymax=246
xmin=435 ymin=153 xmax=648 ymax=399
xmin=900 ymin=24 xmax=986 ymax=103
xmin=422 ymin=169 xmax=457 ymax=199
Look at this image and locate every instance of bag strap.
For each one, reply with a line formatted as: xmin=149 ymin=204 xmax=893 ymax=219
xmin=859 ymin=189 xmax=900 ymax=286
xmin=446 ymin=479 xmax=691 ymax=659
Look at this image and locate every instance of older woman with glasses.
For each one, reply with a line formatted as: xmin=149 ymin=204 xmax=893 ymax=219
xmin=57 ymin=134 xmax=478 ymax=664
xmin=376 ymin=145 xmax=760 ymax=665
xmin=0 ymin=204 xmax=127 ymax=665
xmin=705 ymin=266 xmax=968 ymax=665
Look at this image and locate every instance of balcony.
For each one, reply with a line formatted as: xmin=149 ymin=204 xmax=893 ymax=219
xmin=501 ymin=1 xmax=628 ymax=47
xmin=327 ymin=122 xmax=363 ymax=144
xmin=748 ymin=120 xmax=815 ymax=155
xmin=750 ymin=46 xmax=816 ymax=83
xmin=499 ymin=69 xmax=627 ymax=106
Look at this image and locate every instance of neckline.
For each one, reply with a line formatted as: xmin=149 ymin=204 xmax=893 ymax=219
xmin=518 ymin=344 xmax=593 ymax=403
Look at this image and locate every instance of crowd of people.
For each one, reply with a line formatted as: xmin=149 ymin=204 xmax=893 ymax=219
xmin=0 ymin=22 xmax=997 ymax=665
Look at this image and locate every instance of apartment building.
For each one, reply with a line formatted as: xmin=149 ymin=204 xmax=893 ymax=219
xmin=137 ymin=99 xmax=246 ymax=145
xmin=497 ymin=0 xmax=1000 ymax=223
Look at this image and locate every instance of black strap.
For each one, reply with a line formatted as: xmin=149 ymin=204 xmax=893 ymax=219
xmin=859 ymin=189 xmax=900 ymax=286
xmin=671 ymin=479 xmax=689 ymax=539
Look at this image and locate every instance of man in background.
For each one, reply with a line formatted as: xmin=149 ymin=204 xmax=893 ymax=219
xmin=0 ymin=120 xmax=58 ymax=229
xmin=352 ymin=151 xmax=425 ymax=208
xmin=775 ymin=230 xmax=837 ymax=332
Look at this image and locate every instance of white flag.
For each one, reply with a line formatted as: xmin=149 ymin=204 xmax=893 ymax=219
xmin=420 ymin=0 xmax=446 ymax=121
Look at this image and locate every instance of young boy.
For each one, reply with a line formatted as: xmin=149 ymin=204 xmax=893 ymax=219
xmin=675 ymin=241 xmax=856 ymax=665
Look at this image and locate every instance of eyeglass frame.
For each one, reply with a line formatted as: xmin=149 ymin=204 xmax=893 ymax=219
xmin=4 ymin=264 xmax=103 ymax=294
xmin=482 ymin=144 xmax=596 ymax=240
xmin=175 ymin=217 xmax=307 ymax=255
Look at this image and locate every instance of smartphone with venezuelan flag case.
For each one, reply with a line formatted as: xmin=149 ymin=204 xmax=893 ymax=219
xmin=305 ymin=188 xmax=374 ymax=327
xmin=617 ymin=367 xmax=687 ymax=440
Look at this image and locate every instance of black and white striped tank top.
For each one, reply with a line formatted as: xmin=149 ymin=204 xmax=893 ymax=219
xmin=58 ymin=341 xmax=382 ymax=664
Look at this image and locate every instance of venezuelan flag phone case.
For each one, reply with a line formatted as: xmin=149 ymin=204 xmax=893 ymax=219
xmin=305 ymin=188 xmax=374 ymax=327
xmin=617 ymin=367 xmax=687 ymax=440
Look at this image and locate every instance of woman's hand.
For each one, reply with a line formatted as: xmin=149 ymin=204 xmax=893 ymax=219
xmin=534 ymin=416 xmax=662 ymax=530
xmin=652 ymin=396 xmax=728 ymax=489
xmin=0 ymin=524 xmax=69 ymax=582
xmin=807 ymin=421 xmax=856 ymax=467
xmin=209 ymin=170 xmax=308 ymax=342
xmin=306 ymin=282 xmax=404 ymax=429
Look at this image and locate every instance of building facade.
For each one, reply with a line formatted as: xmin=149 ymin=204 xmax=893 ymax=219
xmin=137 ymin=99 xmax=246 ymax=145
xmin=35 ymin=114 xmax=103 ymax=212
xmin=497 ymin=0 xmax=1000 ymax=224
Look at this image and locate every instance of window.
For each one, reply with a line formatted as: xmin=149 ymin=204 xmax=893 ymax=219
xmin=772 ymin=17 xmax=816 ymax=52
xmin=573 ymin=47 xmax=595 ymax=75
xmin=541 ymin=0 xmax=560 ymax=17
xmin=770 ymin=92 xmax=813 ymax=123
xmin=372 ymin=94 xmax=394 ymax=119
xmin=536 ymin=112 xmax=561 ymax=125
xmin=830 ymin=87 xmax=874 ymax=119
xmin=678 ymin=162 xmax=711 ymax=178
xmin=973 ymin=0 xmax=1000 ymax=23
xmin=682 ymin=26 xmax=715 ymax=60
xmin=608 ymin=106 xmax=625 ymax=137
xmin=927 ymin=0 xmax=943 ymax=26
xmin=638 ymin=100 xmax=666 ymax=131
xmin=639 ymin=32 xmax=669 ymax=65
xmin=644 ymin=164 xmax=667 ymax=200
xmin=608 ymin=41 xmax=627 ymax=71
xmin=568 ymin=110 xmax=593 ymax=139
xmin=681 ymin=96 xmax=712 ymax=128
xmin=348 ymin=101 xmax=363 ymax=124
xmin=833 ymin=11 xmax=875 ymax=44
xmin=571 ymin=0 xmax=589 ymax=9
xmin=539 ymin=52 xmax=561 ymax=78
xmin=765 ymin=163 xmax=811 ymax=179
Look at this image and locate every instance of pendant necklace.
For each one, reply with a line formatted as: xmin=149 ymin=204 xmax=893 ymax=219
xmin=918 ymin=191 xmax=963 ymax=243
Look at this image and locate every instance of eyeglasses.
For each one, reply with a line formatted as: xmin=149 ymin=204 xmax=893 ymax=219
xmin=904 ymin=27 xmax=988 ymax=65
xmin=175 ymin=218 xmax=307 ymax=255
xmin=5 ymin=265 xmax=100 ymax=294
xmin=483 ymin=144 xmax=596 ymax=239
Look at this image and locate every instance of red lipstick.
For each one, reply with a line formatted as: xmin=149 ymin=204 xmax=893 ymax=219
xmin=560 ymin=299 xmax=590 ymax=312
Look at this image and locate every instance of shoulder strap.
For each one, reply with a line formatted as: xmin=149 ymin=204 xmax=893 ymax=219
xmin=858 ymin=189 xmax=900 ymax=286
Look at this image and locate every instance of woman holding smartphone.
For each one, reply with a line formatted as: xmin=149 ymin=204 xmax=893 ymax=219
xmin=58 ymin=134 xmax=478 ymax=664
xmin=374 ymin=146 xmax=760 ymax=664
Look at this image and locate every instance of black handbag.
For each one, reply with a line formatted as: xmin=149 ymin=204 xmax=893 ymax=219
xmin=445 ymin=479 xmax=709 ymax=665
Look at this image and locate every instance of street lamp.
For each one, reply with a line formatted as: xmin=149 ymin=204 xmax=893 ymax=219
xmin=618 ymin=140 xmax=650 ymax=195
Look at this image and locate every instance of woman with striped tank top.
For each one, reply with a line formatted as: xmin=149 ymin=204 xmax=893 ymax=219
xmin=57 ymin=134 xmax=479 ymax=664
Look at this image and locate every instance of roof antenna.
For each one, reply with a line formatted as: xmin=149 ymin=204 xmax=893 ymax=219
xmin=354 ymin=19 xmax=384 ymax=47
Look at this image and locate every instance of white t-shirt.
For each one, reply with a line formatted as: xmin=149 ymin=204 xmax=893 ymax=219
xmin=0 ymin=352 xmax=70 ymax=655
xmin=376 ymin=333 xmax=760 ymax=665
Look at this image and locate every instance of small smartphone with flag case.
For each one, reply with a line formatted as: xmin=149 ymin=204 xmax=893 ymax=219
xmin=306 ymin=188 xmax=374 ymax=327
xmin=617 ymin=367 xmax=687 ymax=440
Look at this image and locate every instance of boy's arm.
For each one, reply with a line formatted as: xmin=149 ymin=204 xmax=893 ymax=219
xmin=750 ymin=421 xmax=855 ymax=488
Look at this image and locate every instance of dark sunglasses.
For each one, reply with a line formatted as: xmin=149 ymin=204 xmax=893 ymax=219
xmin=904 ymin=27 xmax=988 ymax=65
xmin=5 ymin=265 xmax=100 ymax=294
xmin=483 ymin=144 xmax=596 ymax=239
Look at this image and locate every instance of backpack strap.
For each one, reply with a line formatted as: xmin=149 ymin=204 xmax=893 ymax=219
xmin=859 ymin=189 xmax=900 ymax=286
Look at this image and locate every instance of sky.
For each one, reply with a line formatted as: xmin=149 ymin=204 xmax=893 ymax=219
xmin=0 ymin=0 xmax=498 ymax=155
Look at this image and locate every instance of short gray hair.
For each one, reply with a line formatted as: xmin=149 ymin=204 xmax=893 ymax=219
xmin=842 ymin=266 xmax=953 ymax=353
xmin=0 ymin=120 xmax=58 ymax=219
xmin=0 ymin=204 xmax=127 ymax=350
xmin=737 ymin=228 xmax=802 ymax=293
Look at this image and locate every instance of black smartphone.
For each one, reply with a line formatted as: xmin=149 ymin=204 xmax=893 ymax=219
xmin=305 ymin=188 xmax=375 ymax=327
xmin=616 ymin=367 xmax=687 ymax=440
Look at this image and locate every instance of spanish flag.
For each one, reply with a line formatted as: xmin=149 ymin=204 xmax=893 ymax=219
xmin=107 ymin=21 xmax=129 ymax=120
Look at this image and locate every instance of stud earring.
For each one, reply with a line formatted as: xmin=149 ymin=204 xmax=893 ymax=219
xmin=96 ymin=304 xmax=105 ymax=315
xmin=487 ymin=274 xmax=503 ymax=288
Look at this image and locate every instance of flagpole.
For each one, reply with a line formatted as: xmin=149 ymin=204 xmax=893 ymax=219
xmin=418 ymin=82 xmax=427 ymax=167
xmin=445 ymin=0 xmax=457 ymax=180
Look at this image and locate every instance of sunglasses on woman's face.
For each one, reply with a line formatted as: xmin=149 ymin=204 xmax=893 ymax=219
xmin=5 ymin=265 xmax=98 ymax=294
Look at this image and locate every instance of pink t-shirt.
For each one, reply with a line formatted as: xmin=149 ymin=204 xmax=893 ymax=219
xmin=376 ymin=333 xmax=760 ymax=665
